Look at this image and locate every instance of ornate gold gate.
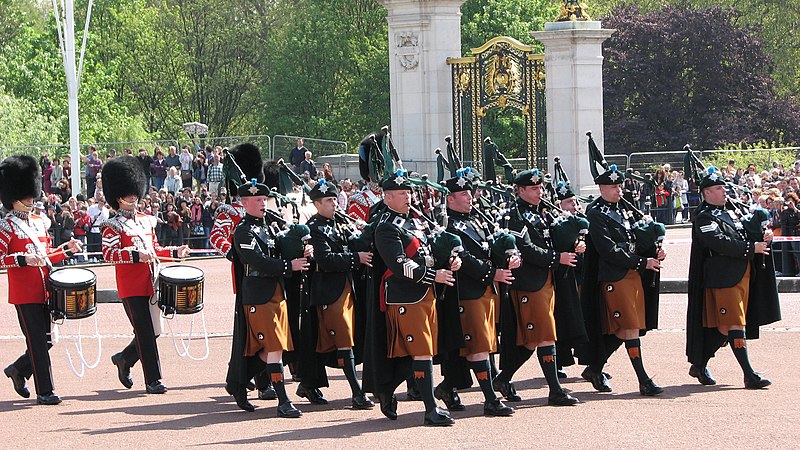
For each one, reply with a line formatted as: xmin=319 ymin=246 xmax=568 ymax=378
xmin=447 ymin=36 xmax=546 ymax=178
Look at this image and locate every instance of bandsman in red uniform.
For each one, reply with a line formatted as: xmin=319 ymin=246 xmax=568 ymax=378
xmin=102 ymin=156 xmax=189 ymax=394
xmin=1 ymin=154 xmax=81 ymax=405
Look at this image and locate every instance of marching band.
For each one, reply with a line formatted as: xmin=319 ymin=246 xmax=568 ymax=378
xmin=0 ymin=130 xmax=780 ymax=430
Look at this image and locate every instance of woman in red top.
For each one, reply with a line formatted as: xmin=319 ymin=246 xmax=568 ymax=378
xmin=101 ymin=157 xmax=189 ymax=394
xmin=0 ymin=155 xmax=81 ymax=405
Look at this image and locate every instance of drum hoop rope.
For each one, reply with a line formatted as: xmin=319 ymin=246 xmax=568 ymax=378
xmin=165 ymin=310 xmax=209 ymax=361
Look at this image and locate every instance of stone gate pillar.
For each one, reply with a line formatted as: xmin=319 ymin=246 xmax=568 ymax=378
xmin=378 ymin=0 xmax=466 ymax=173
xmin=531 ymin=22 xmax=615 ymax=196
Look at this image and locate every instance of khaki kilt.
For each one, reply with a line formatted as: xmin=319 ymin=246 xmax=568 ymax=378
xmin=386 ymin=289 xmax=438 ymax=358
xmin=704 ymin=264 xmax=750 ymax=328
xmin=244 ymin=285 xmax=294 ymax=355
xmin=600 ymin=269 xmax=645 ymax=335
xmin=316 ymin=279 xmax=356 ymax=353
xmin=459 ymin=286 xmax=498 ymax=356
xmin=511 ymin=273 xmax=557 ymax=346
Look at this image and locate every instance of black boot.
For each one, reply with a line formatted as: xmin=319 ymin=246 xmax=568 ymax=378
xmin=434 ymin=382 xmax=465 ymax=411
xmin=4 ymin=364 xmax=30 ymax=398
xmin=232 ymin=387 xmax=255 ymax=412
xmin=111 ymin=353 xmax=133 ymax=389
xmin=376 ymin=391 xmax=398 ymax=420
xmin=689 ymin=364 xmax=716 ymax=385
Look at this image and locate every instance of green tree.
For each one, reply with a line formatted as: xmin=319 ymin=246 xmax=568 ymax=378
xmin=602 ymin=5 xmax=800 ymax=153
xmin=260 ymin=0 xmax=389 ymax=149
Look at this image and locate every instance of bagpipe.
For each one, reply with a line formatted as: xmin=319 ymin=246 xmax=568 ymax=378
xmin=685 ymin=145 xmax=770 ymax=268
xmin=587 ymin=131 xmax=666 ymax=258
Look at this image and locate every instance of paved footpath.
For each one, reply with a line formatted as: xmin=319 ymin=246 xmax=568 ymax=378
xmin=0 ymin=232 xmax=799 ymax=449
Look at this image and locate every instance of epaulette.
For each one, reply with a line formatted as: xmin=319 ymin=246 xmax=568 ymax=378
xmin=215 ymin=203 xmax=238 ymax=218
xmin=0 ymin=217 xmax=13 ymax=233
xmin=349 ymin=192 xmax=370 ymax=207
xmin=100 ymin=216 xmax=123 ymax=233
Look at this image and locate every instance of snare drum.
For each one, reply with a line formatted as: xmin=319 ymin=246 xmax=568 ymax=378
xmin=48 ymin=268 xmax=97 ymax=320
xmin=158 ymin=266 xmax=205 ymax=315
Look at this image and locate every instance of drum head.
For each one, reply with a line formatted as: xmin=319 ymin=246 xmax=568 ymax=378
xmin=50 ymin=268 xmax=96 ymax=285
xmin=160 ymin=265 xmax=204 ymax=282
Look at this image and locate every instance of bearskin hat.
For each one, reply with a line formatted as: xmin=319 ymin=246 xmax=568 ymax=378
xmin=102 ymin=156 xmax=147 ymax=210
xmin=225 ymin=143 xmax=264 ymax=194
xmin=263 ymin=160 xmax=280 ymax=192
xmin=0 ymin=154 xmax=42 ymax=210
xmin=229 ymin=143 xmax=264 ymax=183
xmin=358 ymin=134 xmax=376 ymax=182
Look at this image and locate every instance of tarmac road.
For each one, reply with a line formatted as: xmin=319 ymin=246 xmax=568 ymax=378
xmin=0 ymin=230 xmax=798 ymax=448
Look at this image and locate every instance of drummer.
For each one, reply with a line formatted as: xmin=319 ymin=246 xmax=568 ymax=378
xmin=1 ymin=154 xmax=82 ymax=405
xmin=101 ymin=156 xmax=190 ymax=394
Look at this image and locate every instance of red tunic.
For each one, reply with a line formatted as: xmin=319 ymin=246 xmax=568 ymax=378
xmin=347 ymin=188 xmax=381 ymax=222
xmin=101 ymin=212 xmax=174 ymax=299
xmin=209 ymin=202 xmax=245 ymax=293
xmin=0 ymin=213 xmax=68 ymax=304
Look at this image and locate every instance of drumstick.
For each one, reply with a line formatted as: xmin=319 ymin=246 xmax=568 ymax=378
xmin=157 ymin=256 xmax=184 ymax=263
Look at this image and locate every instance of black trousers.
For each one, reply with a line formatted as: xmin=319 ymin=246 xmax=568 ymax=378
xmin=121 ymin=296 xmax=162 ymax=384
xmin=12 ymin=304 xmax=54 ymax=395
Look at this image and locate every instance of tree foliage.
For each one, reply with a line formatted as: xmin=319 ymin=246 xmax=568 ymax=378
xmin=602 ymin=5 xmax=800 ymax=153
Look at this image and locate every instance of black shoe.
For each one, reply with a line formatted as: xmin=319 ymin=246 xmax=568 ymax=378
xmin=585 ymin=369 xmax=612 ymax=393
xmin=492 ymin=378 xmax=522 ymax=402
xmin=36 ymin=392 xmax=62 ymax=405
xmin=434 ymin=383 xmax=465 ymax=411
xmin=246 ymin=380 xmax=257 ymax=391
xmin=110 ymin=353 xmax=133 ymax=389
xmin=376 ymin=392 xmax=398 ymax=420
xmin=689 ymin=364 xmax=716 ymax=386
xmin=424 ymin=407 xmax=455 ymax=426
xmin=233 ymin=389 xmax=255 ymax=412
xmin=277 ymin=401 xmax=302 ymax=418
xmin=4 ymin=364 xmax=30 ymax=399
xmin=557 ymin=369 xmax=568 ymax=379
xmin=483 ymin=398 xmax=515 ymax=416
xmin=744 ymin=373 xmax=772 ymax=390
xmin=581 ymin=367 xmax=613 ymax=382
xmin=258 ymin=385 xmax=278 ymax=401
xmin=639 ymin=378 xmax=664 ymax=396
xmin=296 ymin=384 xmax=328 ymax=405
xmin=548 ymin=388 xmax=580 ymax=406
xmin=352 ymin=393 xmax=375 ymax=410
xmin=406 ymin=385 xmax=422 ymax=401
xmin=145 ymin=380 xmax=167 ymax=394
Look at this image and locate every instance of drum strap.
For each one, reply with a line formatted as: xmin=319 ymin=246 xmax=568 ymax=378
xmin=120 ymin=215 xmax=161 ymax=298
xmin=9 ymin=215 xmax=51 ymax=267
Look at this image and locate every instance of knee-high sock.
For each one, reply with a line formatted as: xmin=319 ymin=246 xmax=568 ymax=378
xmin=412 ymin=360 xmax=437 ymax=412
xmin=469 ymin=359 xmax=498 ymax=402
xmin=266 ymin=363 xmax=290 ymax=404
xmin=537 ymin=345 xmax=562 ymax=392
xmin=625 ymin=339 xmax=651 ymax=383
xmin=337 ymin=349 xmax=362 ymax=396
xmin=727 ymin=330 xmax=755 ymax=376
